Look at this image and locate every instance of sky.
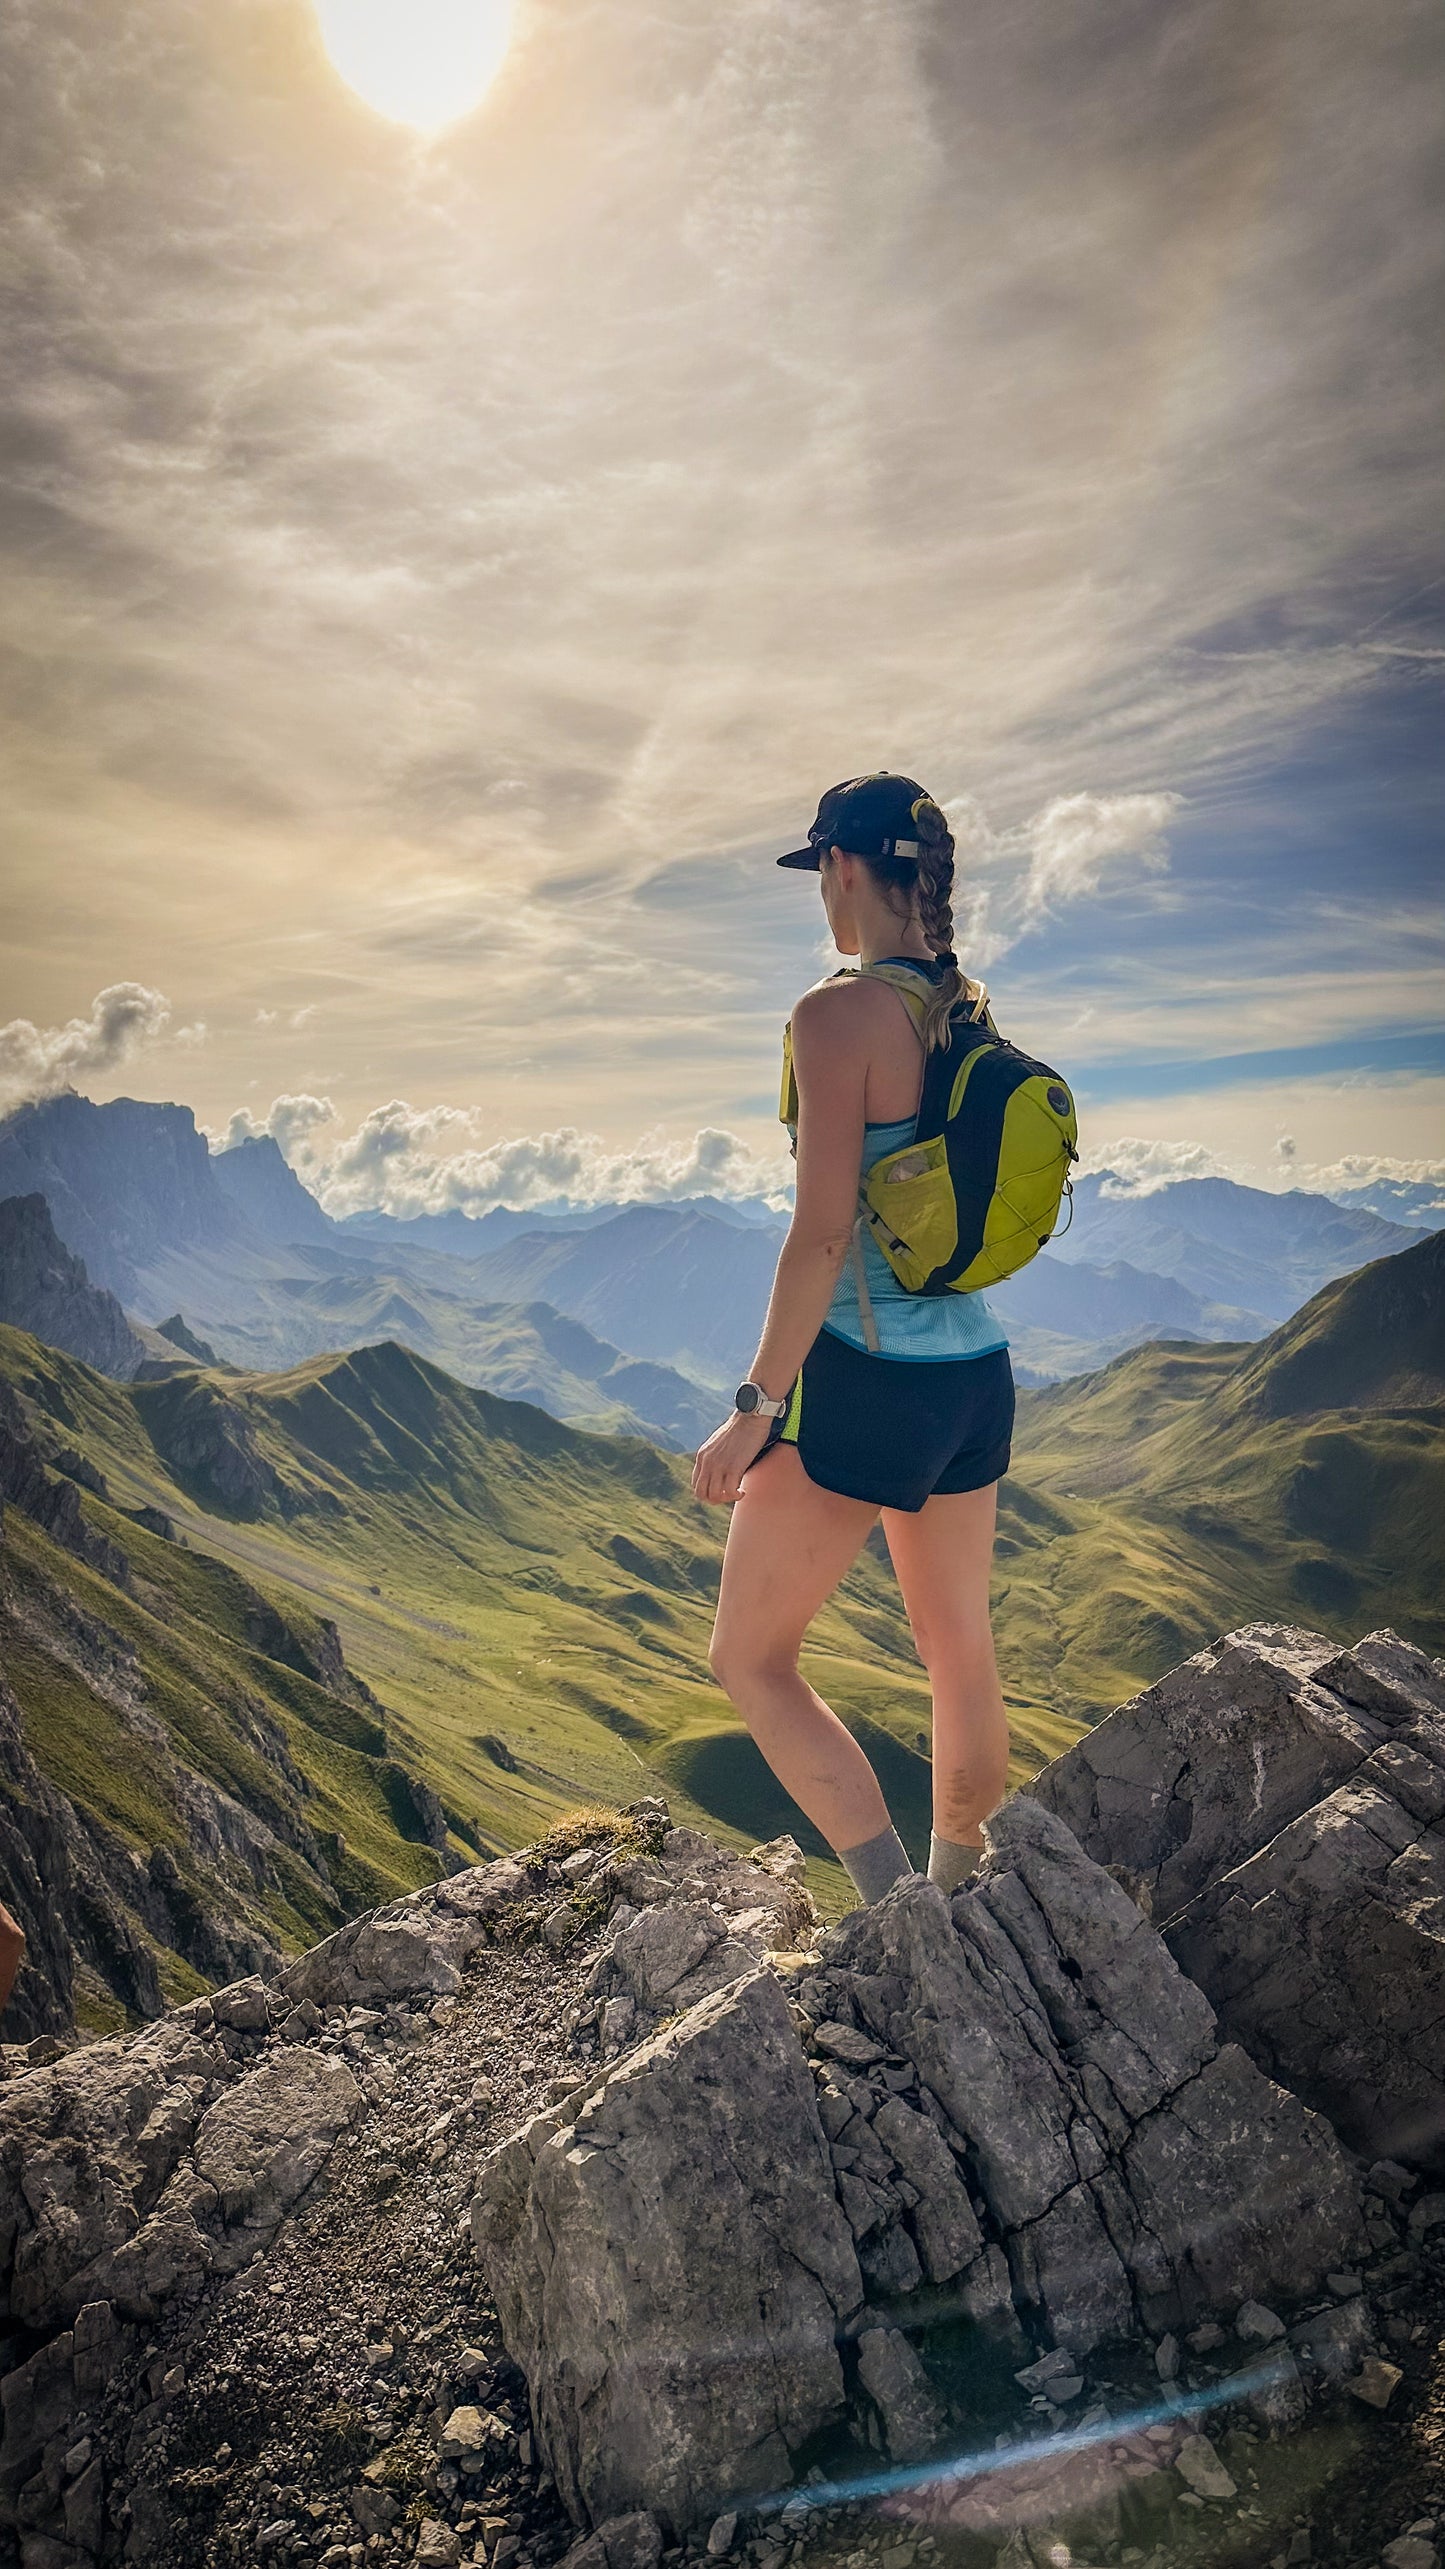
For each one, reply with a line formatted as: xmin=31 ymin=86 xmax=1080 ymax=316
xmin=1 ymin=0 xmax=1442 ymax=1215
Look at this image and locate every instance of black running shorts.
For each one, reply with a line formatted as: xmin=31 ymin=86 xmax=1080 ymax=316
xmin=753 ymin=1327 xmax=1014 ymax=1513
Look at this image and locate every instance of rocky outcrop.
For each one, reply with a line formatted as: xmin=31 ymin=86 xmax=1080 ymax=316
xmin=0 ymin=1382 xmax=131 ymax=1588
xmin=471 ymin=1797 xmax=1366 ymax=2535
xmin=1031 ymin=1622 xmax=1445 ymax=2174
xmin=0 ymin=1679 xmax=163 ymax=2039
xmin=476 ymin=1969 xmax=863 ymax=2534
xmin=129 ymin=1373 xmax=284 ymax=1516
xmin=0 ymin=1750 xmax=1441 ymax=2569
xmin=0 ymin=1192 xmax=148 ymax=1378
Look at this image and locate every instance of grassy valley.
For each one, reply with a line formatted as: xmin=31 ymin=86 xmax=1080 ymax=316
xmin=1 ymin=1229 xmax=1440 ymax=2034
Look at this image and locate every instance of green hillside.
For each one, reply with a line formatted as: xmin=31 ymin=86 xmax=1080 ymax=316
xmin=2 ymin=1229 xmax=1439 ymax=2033
xmin=0 ymin=1326 xmax=1080 ymax=2029
xmin=1003 ymin=1231 xmax=1445 ymax=1716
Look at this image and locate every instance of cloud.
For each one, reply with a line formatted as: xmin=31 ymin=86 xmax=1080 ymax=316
xmin=0 ymin=982 xmax=202 ymax=1107
xmin=1274 ymin=1133 xmax=1298 ymax=1162
xmin=217 ymin=1092 xmax=337 ymax=1156
xmin=295 ymin=1104 xmax=792 ymax=1219
xmin=0 ymin=0 xmax=1438 ymax=1152
xmin=1084 ymin=1134 xmax=1233 ymax=1196
xmin=1020 ymin=793 xmax=1180 ymax=926
xmin=1303 ymin=1152 xmax=1445 ymax=1189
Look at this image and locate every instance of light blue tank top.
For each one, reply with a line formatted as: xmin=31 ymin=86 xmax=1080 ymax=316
xmin=787 ymin=959 xmax=1009 ymax=1365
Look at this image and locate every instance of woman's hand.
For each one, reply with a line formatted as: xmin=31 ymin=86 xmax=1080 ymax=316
xmin=691 ymin=1409 xmax=774 ymax=1505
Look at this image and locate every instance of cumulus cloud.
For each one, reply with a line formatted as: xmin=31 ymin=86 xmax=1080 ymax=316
xmin=0 ymin=983 xmax=202 ymax=1108
xmin=299 ymin=1105 xmax=792 ymax=1219
xmin=1021 ymin=793 xmax=1180 ymax=927
xmin=938 ymin=788 xmax=1183 ymax=967
xmin=217 ymin=1092 xmax=338 ymax=1156
xmin=1085 ymin=1135 xmax=1233 ymax=1196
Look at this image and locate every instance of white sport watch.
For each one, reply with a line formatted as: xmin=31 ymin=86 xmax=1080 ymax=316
xmin=733 ymin=1379 xmax=787 ymax=1419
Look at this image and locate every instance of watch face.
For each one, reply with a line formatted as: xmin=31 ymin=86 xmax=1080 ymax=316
xmin=734 ymin=1382 xmax=760 ymax=1413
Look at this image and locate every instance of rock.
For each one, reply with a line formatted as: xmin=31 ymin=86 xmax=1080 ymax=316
xmin=414 ymin=2524 xmax=463 ymax=2566
xmin=1014 ymin=2348 xmax=1080 ymax=2392
xmin=439 ymin=2403 xmax=489 ymax=2455
xmin=704 ymin=2513 xmax=738 ymax=2557
xmin=1407 ymin=2192 xmax=1445 ymax=2240
xmin=1153 ymin=2332 xmax=1180 ymax=2379
xmin=854 ymin=2325 xmax=944 ymax=2460
xmin=351 ymin=2486 xmax=401 ymax=2536
xmin=747 ymin=1837 xmax=808 ymax=1887
xmin=1232 ymin=2346 xmax=1308 ymax=2430
xmin=211 ymin=1977 xmax=271 ymax=2033
xmin=1381 ymin=2541 xmax=1439 ymax=2569
xmin=1032 ymin=1622 xmax=1445 ymax=2175
xmin=1368 ymin=2159 xmax=1419 ymax=2208
xmin=821 ymin=1802 xmax=1363 ymax=2354
xmin=812 ymin=2024 xmax=888 ymax=2069
xmin=1347 ymin=2355 xmax=1404 ymax=2410
xmin=1186 ymin=2320 xmax=1226 ymax=2352
xmin=562 ymin=2514 xmax=664 ymax=2569
xmin=472 ymin=1968 xmax=862 ymax=2533
xmin=543 ymin=1906 xmax=583 ymax=1951
xmin=1235 ymin=2300 xmax=1286 ymax=2342
xmin=1173 ymin=2433 xmax=1237 ymax=2499
xmin=1289 ymin=2295 xmax=1375 ymax=2384
xmin=607 ymin=1904 xmax=727 ymax=2007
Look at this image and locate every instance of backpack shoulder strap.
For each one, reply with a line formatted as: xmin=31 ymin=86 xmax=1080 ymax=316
xmin=778 ymin=968 xmax=857 ymax=1125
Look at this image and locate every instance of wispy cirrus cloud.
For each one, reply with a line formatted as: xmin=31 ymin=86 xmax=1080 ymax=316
xmin=0 ymin=0 xmax=1439 ymax=1162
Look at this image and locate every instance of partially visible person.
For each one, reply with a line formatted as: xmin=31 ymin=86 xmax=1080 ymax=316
xmin=0 ymin=1897 xmax=26 ymax=2020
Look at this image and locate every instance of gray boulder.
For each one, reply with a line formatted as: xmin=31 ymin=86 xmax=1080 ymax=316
xmin=472 ymin=1968 xmax=863 ymax=2535
xmin=815 ymin=1802 xmax=1363 ymax=2353
xmin=1032 ymin=1623 xmax=1445 ymax=2172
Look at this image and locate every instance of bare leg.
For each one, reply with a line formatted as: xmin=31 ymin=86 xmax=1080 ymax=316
xmin=882 ymin=1482 xmax=1010 ymax=1849
xmin=708 ymin=1446 xmax=890 ymax=1854
xmin=0 ymin=1901 xmax=25 ymax=2021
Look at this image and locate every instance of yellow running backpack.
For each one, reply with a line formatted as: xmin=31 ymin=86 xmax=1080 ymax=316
xmin=779 ymin=964 xmax=1078 ymax=1339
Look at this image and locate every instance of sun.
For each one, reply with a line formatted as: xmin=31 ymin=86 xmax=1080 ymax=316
xmin=314 ymin=0 xmax=515 ymax=132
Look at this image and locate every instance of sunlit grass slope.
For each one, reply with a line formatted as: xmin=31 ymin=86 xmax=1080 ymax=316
xmin=1004 ymin=1232 xmax=1445 ymax=1718
xmin=0 ymin=1328 xmax=1069 ymax=1953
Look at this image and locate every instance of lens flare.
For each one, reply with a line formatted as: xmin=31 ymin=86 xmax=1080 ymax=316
xmin=314 ymin=0 xmax=514 ymax=132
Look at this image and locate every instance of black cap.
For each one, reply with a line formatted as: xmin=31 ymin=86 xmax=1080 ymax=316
xmin=778 ymin=772 xmax=934 ymax=870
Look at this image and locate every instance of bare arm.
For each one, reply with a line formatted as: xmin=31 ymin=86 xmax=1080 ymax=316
xmin=691 ymin=981 xmax=871 ymax=1504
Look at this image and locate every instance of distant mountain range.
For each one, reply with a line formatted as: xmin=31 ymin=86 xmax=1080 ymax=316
xmin=0 ymin=1092 xmax=1436 ymax=1430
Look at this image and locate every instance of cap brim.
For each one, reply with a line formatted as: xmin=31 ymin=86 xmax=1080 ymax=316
xmin=776 ymin=846 xmax=821 ymax=870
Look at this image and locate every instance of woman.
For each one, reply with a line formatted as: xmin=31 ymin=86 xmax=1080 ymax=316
xmin=692 ymin=773 xmax=1013 ymax=1906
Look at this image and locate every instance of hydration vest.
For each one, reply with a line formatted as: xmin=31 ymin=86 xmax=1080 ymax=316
xmin=779 ymin=964 xmax=1077 ymax=1346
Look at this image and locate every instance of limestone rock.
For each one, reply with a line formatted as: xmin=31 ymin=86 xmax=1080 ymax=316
xmin=561 ymin=2514 xmax=663 ymax=2569
xmin=472 ymin=1968 xmax=862 ymax=2533
xmin=819 ymin=1801 xmax=1362 ymax=2352
xmin=1032 ymin=1622 xmax=1445 ymax=2173
xmin=854 ymin=2323 xmax=944 ymax=2461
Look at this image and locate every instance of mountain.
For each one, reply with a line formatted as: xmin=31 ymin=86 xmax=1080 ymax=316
xmin=1003 ymin=1231 xmax=1445 ymax=1718
xmin=0 ymin=1091 xmax=248 ymax=1303
xmin=1231 ymin=1224 xmax=1445 ymax=1417
xmin=0 ymin=1191 xmax=149 ymax=1378
xmin=211 ymin=1132 xmax=337 ymax=1245
xmin=1317 ymin=1174 xmax=1445 ymax=1232
xmin=1050 ymin=1171 xmax=1419 ymax=1319
xmin=0 ymin=1097 xmax=717 ymax=1448
xmin=0 ymin=1318 xmax=964 ymax=2029
xmin=342 ymin=1191 xmax=784 ymax=1260
xmin=463 ymin=1204 xmax=788 ymax=1386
